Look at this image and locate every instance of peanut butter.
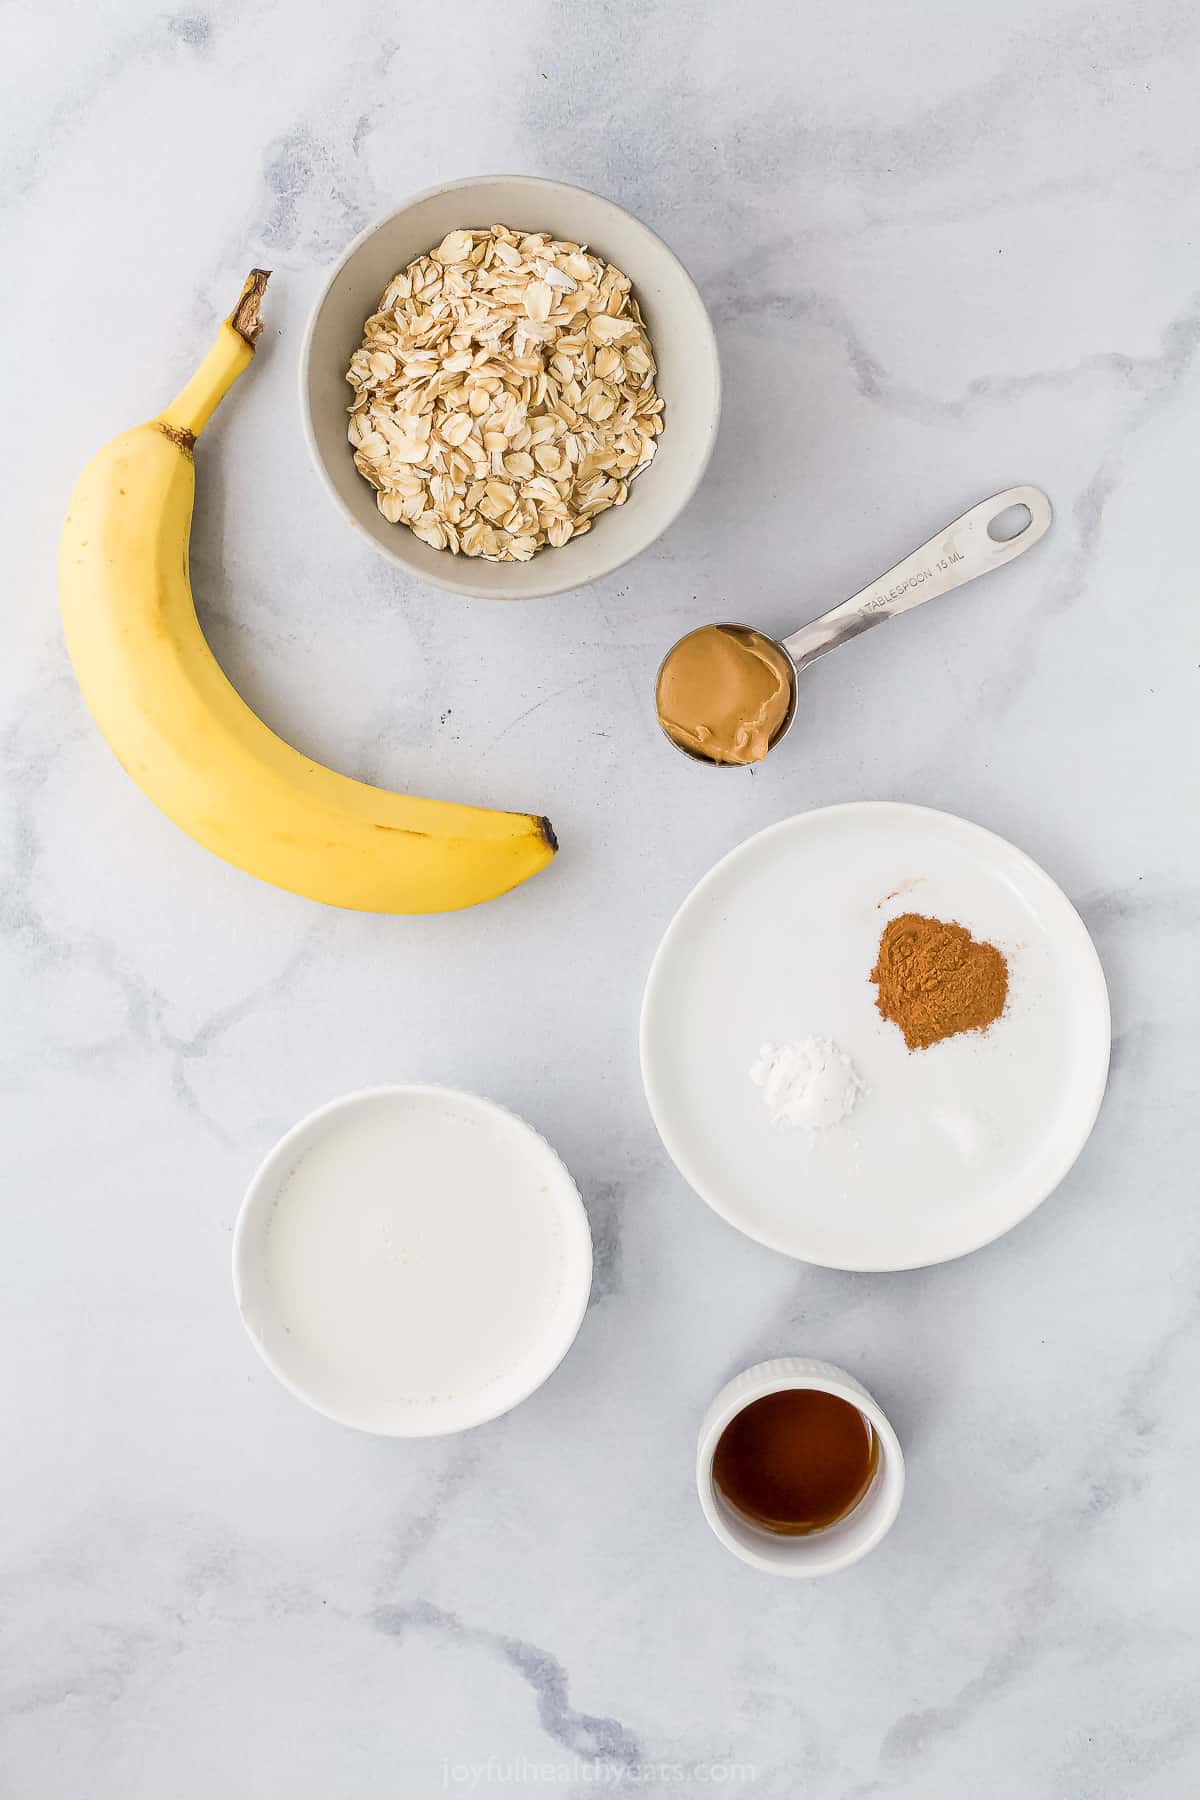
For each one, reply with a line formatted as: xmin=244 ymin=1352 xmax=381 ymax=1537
xmin=655 ymin=625 xmax=794 ymax=765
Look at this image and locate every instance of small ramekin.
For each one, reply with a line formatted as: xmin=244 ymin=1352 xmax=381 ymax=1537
xmin=696 ymin=1358 xmax=905 ymax=1576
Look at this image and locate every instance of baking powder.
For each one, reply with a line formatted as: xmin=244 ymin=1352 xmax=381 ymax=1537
xmin=750 ymin=1038 xmax=865 ymax=1133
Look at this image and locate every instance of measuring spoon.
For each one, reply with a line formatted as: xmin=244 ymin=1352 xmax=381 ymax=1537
xmin=655 ymin=486 xmax=1053 ymax=766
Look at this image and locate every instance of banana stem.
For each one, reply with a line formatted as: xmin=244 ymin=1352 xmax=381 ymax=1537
xmin=158 ymin=269 xmax=271 ymax=443
xmin=230 ymin=269 xmax=270 ymax=345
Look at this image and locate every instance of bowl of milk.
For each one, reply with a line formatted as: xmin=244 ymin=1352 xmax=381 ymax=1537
xmin=233 ymin=1085 xmax=593 ymax=1435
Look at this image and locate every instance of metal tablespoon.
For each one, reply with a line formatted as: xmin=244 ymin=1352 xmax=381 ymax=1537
xmin=656 ymin=486 xmax=1053 ymax=765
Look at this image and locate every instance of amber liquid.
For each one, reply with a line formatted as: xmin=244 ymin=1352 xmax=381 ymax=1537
xmin=711 ymin=1389 xmax=879 ymax=1536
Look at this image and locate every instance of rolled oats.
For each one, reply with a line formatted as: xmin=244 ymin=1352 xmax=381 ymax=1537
xmin=345 ymin=226 xmax=664 ymax=562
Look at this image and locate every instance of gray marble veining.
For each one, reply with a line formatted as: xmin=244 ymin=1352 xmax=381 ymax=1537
xmin=4 ymin=1 xmax=1200 ymax=1793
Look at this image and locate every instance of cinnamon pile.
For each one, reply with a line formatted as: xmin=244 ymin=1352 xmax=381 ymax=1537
xmin=870 ymin=913 xmax=1007 ymax=1051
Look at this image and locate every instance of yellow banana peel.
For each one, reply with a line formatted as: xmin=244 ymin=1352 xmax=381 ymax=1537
xmin=58 ymin=272 xmax=557 ymax=912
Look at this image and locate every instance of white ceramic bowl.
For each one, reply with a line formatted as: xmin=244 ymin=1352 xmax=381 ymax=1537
xmin=300 ymin=175 xmax=721 ymax=599
xmin=696 ymin=1358 xmax=905 ymax=1576
xmin=232 ymin=1085 xmax=593 ymax=1436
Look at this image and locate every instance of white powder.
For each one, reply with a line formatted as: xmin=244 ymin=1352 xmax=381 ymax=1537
xmin=750 ymin=1038 xmax=866 ymax=1134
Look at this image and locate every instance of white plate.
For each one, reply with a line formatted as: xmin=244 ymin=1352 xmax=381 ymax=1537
xmin=233 ymin=1086 xmax=592 ymax=1436
xmin=640 ymin=804 xmax=1110 ymax=1270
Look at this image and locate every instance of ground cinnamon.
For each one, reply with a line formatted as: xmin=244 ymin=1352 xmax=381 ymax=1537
xmin=870 ymin=913 xmax=1007 ymax=1051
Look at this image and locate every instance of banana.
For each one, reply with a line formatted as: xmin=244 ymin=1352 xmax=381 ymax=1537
xmin=58 ymin=271 xmax=557 ymax=913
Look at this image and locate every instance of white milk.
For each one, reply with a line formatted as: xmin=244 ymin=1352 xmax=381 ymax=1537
xmin=248 ymin=1090 xmax=591 ymax=1434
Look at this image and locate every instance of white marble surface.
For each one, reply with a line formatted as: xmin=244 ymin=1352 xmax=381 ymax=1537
xmin=5 ymin=2 xmax=1200 ymax=1793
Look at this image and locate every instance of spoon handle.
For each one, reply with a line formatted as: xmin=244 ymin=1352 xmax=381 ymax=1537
xmin=780 ymin=486 xmax=1053 ymax=674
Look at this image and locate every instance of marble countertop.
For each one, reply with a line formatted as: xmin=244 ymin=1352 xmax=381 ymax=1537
xmin=6 ymin=2 xmax=1200 ymax=1793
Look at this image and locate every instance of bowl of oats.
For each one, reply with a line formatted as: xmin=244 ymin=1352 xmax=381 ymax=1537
xmin=301 ymin=175 xmax=720 ymax=598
